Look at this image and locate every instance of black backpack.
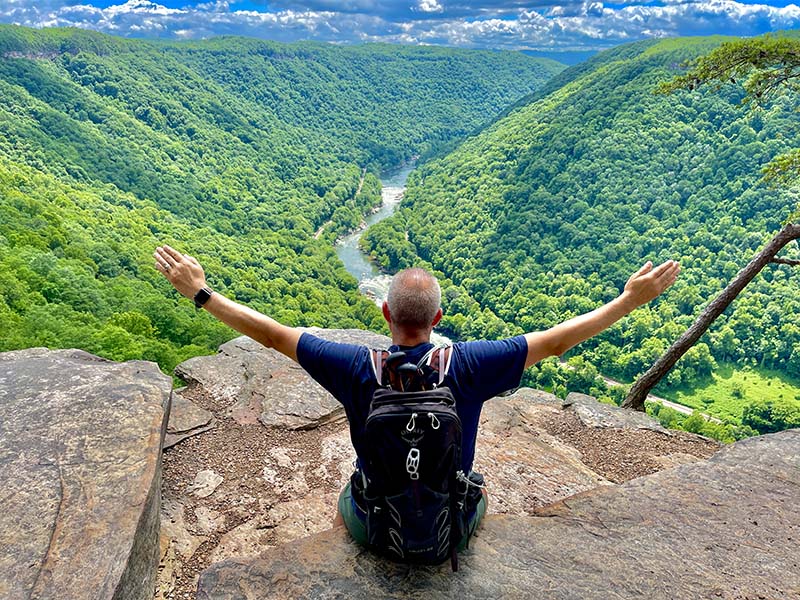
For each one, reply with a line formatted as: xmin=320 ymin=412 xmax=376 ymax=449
xmin=355 ymin=345 xmax=473 ymax=571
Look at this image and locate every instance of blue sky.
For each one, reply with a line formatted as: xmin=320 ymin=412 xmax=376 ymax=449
xmin=1 ymin=1 xmax=799 ymax=51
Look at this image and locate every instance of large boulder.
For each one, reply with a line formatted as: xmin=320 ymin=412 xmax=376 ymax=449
xmin=197 ymin=430 xmax=800 ymax=599
xmin=0 ymin=348 xmax=172 ymax=600
xmin=175 ymin=329 xmax=391 ymax=429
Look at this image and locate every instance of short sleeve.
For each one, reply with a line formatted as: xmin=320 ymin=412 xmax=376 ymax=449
xmin=451 ymin=335 xmax=528 ymax=402
xmin=295 ymin=332 xmax=372 ymax=407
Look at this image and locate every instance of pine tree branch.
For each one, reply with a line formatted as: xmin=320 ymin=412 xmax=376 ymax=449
xmin=622 ymin=222 xmax=800 ymax=411
xmin=770 ymin=257 xmax=800 ymax=266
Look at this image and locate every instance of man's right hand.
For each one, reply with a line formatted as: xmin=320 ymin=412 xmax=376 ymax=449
xmin=619 ymin=260 xmax=681 ymax=311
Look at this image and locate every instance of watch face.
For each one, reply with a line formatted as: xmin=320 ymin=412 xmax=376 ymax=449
xmin=194 ymin=287 xmax=212 ymax=308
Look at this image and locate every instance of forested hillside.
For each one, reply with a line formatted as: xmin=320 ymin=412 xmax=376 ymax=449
xmin=0 ymin=26 xmax=562 ymax=371
xmin=362 ymin=35 xmax=800 ymax=435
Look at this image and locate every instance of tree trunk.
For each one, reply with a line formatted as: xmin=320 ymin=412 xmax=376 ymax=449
xmin=622 ymin=222 xmax=800 ymax=411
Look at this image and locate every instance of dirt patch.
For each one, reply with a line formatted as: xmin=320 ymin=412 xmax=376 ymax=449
xmin=537 ymin=409 xmax=720 ymax=483
xmin=159 ymin=385 xmax=349 ymax=598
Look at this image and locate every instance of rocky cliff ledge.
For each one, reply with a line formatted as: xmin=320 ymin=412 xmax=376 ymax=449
xmin=5 ymin=332 xmax=787 ymax=600
xmin=197 ymin=428 xmax=800 ymax=599
xmin=0 ymin=348 xmax=172 ymax=600
xmin=158 ymin=329 xmax=724 ymax=596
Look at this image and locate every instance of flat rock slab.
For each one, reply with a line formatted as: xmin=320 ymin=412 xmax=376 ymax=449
xmin=175 ymin=329 xmax=391 ymax=430
xmin=564 ymin=392 xmax=668 ymax=431
xmin=475 ymin=389 xmax=609 ymax=512
xmin=168 ymin=389 xmax=213 ymax=435
xmin=198 ymin=430 xmax=800 ymax=599
xmin=0 ymin=348 xmax=172 ymax=600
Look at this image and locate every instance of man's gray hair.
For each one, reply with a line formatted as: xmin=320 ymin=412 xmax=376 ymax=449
xmin=387 ymin=268 xmax=441 ymax=329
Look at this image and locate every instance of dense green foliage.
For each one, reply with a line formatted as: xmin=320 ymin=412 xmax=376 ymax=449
xmin=659 ymin=33 xmax=800 ymax=104
xmin=658 ymin=32 xmax=800 ymax=191
xmin=0 ymin=156 xmax=374 ymax=369
xmin=166 ymin=37 xmax=563 ymax=169
xmin=655 ymin=362 xmax=800 ymax=422
xmin=741 ymin=396 xmax=800 ymax=433
xmin=647 ymin=403 xmax=755 ymax=444
xmin=362 ymin=35 xmax=800 ymax=431
xmin=0 ymin=26 xmax=562 ymax=371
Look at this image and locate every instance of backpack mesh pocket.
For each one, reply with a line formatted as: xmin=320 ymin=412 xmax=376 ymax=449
xmin=366 ymin=485 xmax=452 ymax=564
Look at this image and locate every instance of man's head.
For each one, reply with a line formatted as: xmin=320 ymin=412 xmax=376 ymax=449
xmin=383 ymin=268 xmax=442 ymax=339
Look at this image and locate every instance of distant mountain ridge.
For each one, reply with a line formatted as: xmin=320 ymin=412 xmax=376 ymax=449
xmin=0 ymin=26 xmax=562 ymax=371
xmin=362 ymin=34 xmax=800 ymax=426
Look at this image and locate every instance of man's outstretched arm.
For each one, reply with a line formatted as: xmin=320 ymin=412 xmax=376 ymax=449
xmin=154 ymin=245 xmax=302 ymax=362
xmin=524 ymin=260 xmax=680 ymax=368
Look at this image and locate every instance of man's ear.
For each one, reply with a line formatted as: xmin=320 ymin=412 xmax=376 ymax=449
xmin=431 ymin=307 xmax=443 ymax=328
xmin=382 ymin=301 xmax=392 ymax=324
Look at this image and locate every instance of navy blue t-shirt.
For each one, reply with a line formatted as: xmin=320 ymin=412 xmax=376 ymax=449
xmin=296 ymin=332 xmax=528 ymax=474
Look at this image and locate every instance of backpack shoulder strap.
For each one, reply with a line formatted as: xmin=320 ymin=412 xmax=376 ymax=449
xmin=370 ymin=348 xmax=389 ymax=385
xmin=425 ymin=345 xmax=453 ymax=387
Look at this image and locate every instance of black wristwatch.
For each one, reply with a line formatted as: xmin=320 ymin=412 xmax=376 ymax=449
xmin=193 ymin=286 xmax=213 ymax=309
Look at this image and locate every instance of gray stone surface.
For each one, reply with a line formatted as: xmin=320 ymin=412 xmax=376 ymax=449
xmin=164 ymin=389 xmax=214 ymax=449
xmin=564 ymin=391 xmax=669 ymax=431
xmin=0 ymin=348 xmax=172 ymax=600
xmin=168 ymin=389 xmax=213 ymax=434
xmin=175 ymin=329 xmax=391 ymax=430
xmin=208 ymin=492 xmax=341 ymax=564
xmin=161 ymin=498 xmax=208 ymax=561
xmin=475 ymin=389 xmax=610 ymax=513
xmin=198 ymin=430 xmax=800 ymax=600
xmin=187 ymin=470 xmax=224 ymax=498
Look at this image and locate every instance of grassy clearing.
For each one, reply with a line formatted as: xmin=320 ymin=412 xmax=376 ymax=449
xmin=655 ymin=363 xmax=800 ymax=423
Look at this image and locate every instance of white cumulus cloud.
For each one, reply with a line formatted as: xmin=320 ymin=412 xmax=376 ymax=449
xmin=416 ymin=0 xmax=445 ymax=13
xmin=0 ymin=0 xmax=799 ymax=50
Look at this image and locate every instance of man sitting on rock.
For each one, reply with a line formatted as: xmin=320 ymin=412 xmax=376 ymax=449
xmin=154 ymin=244 xmax=679 ymax=559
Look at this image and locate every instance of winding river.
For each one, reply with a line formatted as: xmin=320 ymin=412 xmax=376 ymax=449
xmin=336 ymin=164 xmax=451 ymax=345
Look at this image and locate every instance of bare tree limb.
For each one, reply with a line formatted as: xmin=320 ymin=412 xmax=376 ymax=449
xmin=622 ymin=222 xmax=800 ymax=411
xmin=770 ymin=257 xmax=800 ymax=266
